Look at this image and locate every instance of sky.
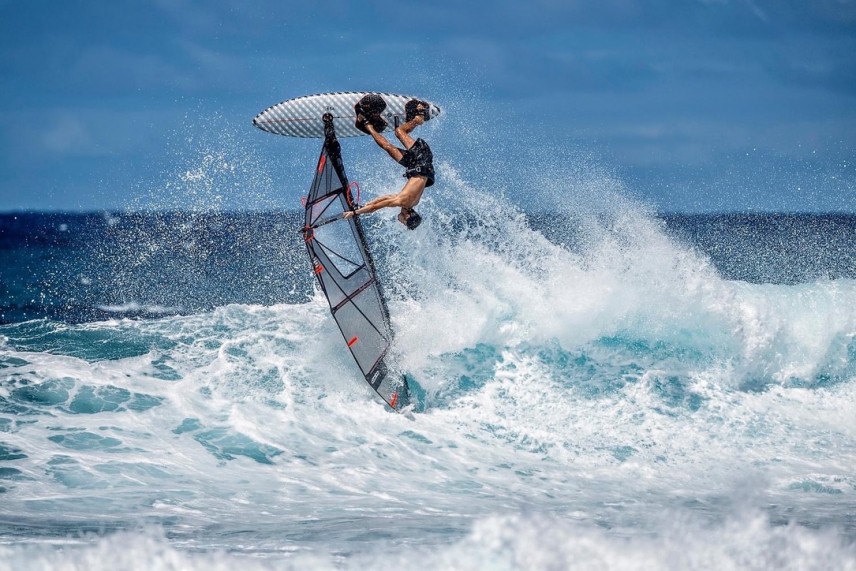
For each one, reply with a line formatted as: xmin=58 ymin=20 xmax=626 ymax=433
xmin=0 ymin=0 xmax=854 ymax=213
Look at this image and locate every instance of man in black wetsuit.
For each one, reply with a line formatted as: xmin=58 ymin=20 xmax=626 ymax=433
xmin=343 ymin=99 xmax=434 ymax=230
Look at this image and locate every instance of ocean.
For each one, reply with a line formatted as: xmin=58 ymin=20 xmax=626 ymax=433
xmin=1 ymin=176 xmax=855 ymax=569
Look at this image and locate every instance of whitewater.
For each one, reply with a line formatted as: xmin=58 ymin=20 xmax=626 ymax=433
xmin=1 ymin=126 xmax=856 ymax=569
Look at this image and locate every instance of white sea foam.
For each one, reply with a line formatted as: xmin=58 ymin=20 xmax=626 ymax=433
xmin=1 ymin=508 xmax=853 ymax=571
xmin=1 ymin=142 xmax=854 ymax=567
xmin=378 ymin=161 xmax=856 ymax=392
xmin=97 ymin=302 xmax=182 ymax=314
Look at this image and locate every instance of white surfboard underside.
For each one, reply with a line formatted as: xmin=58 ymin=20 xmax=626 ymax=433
xmin=253 ymin=91 xmax=441 ymax=138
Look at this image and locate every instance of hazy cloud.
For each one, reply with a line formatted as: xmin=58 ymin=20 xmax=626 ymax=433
xmin=42 ymin=116 xmax=98 ymax=155
xmin=1 ymin=0 xmax=853 ymax=211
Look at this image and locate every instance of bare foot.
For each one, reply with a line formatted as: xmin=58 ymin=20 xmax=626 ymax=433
xmin=354 ymin=113 xmax=368 ymax=133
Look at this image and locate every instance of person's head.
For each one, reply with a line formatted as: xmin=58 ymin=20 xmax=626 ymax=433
xmin=398 ymin=208 xmax=422 ymax=230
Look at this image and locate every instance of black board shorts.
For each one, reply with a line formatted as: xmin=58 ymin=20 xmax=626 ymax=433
xmin=397 ymin=138 xmax=435 ymax=187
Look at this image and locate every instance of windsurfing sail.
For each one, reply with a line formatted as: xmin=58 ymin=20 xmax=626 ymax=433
xmin=301 ymin=115 xmax=410 ymax=410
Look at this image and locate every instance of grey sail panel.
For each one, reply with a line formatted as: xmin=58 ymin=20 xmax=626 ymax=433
xmin=302 ymin=117 xmax=410 ymax=410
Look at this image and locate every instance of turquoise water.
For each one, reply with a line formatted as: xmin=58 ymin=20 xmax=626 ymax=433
xmin=1 ymin=168 xmax=855 ymax=569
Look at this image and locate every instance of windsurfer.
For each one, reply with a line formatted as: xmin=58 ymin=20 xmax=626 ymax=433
xmin=343 ymin=99 xmax=434 ymax=230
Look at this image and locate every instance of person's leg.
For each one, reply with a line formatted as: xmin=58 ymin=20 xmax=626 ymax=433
xmin=394 ymin=115 xmax=426 ymax=149
xmin=394 ymin=126 xmax=415 ymax=150
xmin=365 ymin=124 xmax=403 ymax=162
xmin=394 ymin=101 xmax=427 ymax=148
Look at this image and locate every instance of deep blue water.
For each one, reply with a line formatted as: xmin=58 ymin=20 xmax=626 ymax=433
xmin=1 ymin=206 xmax=855 ymax=570
xmin=2 ymin=212 xmax=853 ymax=324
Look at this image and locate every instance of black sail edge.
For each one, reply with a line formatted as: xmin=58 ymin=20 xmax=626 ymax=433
xmin=301 ymin=116 xmax=410 ymax=410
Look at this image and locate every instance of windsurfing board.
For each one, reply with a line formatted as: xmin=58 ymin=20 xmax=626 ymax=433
xmin=253 ymin=91 xmax=441 ymax=138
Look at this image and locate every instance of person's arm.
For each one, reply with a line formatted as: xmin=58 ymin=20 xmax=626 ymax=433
xmin=344 ymin=194 xmax=400 ymax=217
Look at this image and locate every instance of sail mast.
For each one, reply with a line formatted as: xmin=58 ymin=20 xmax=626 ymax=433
xmin=301 ymin=115 xmax=409 ymax=410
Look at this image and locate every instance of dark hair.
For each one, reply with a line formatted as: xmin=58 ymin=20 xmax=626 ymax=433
xmin=405 ymin=209 xmax=422 ymax=230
